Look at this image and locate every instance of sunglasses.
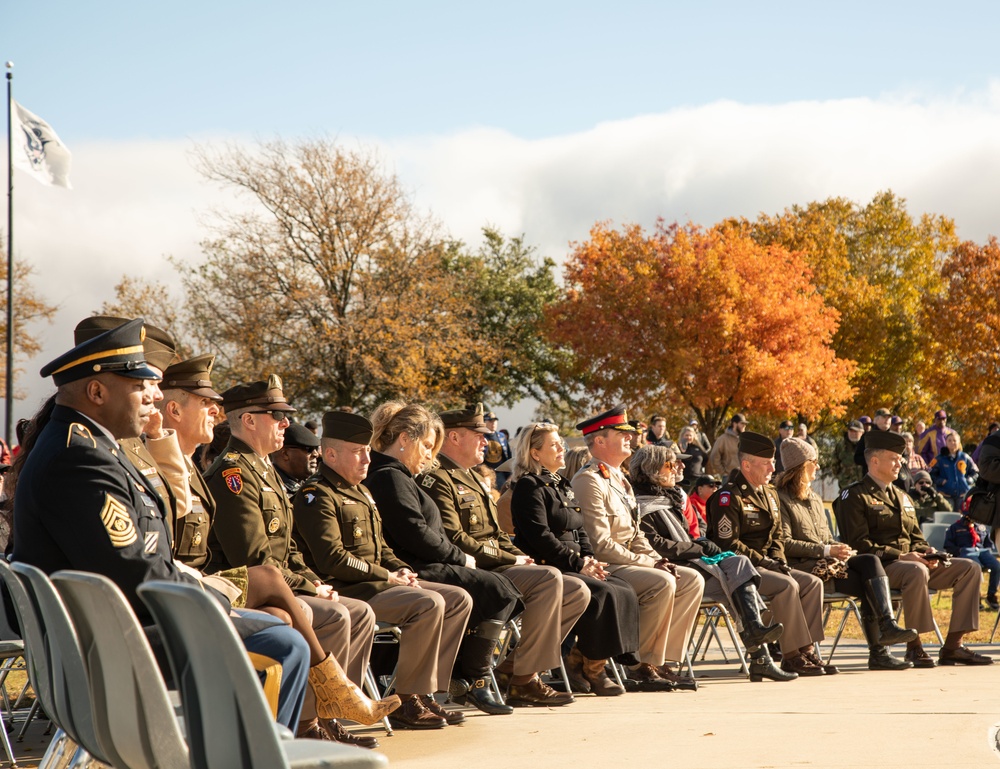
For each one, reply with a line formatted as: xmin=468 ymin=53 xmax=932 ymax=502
xmin=248 ymin=409 xmax=291 ymax=421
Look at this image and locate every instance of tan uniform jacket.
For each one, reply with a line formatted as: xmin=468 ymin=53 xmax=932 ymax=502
xmin=419 ymin=454 xmax=522 ymax=570
xmin=836 ymin=475 xmax=928 ymax=563
xmin=176 ymin=457 xmax=214 ymax=571
xmin=121 ymin=434 xmax=182 ymax=541
xmin=777 ymin=489 xmax=834 ymax=571
xmin=572 ymin=459 xmax=659 ymax=567
xmin=204 ymin=437 xmax=319 ymax=595
xmin=706 ymin=469 xmax=785 ymax=566
xmin=292 ymin=464 xmax=408 ymax=600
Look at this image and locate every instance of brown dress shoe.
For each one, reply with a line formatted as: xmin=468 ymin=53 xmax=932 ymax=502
xmin=507 ymin=675 xmax=575 ymax=707
xmin=388 ymin=694 xmax=448 ymax=729
xmin=904 ymin=647 xmax=936 ymax=669
xmin=801 ymin=647 xmax=839 ymax=675
xmin=939 ymin=645 xmax=993 ymax=666
xmin=420 ymin=695 xmax=466 ymax=724
xmin=656 ymin=664 xmax=698 ymax=691
xmin=779 ymin=653 xmax=824 ymax=676
xmin=297 ymin=718 xmax=331 ymax=740
xmin=625 ymin=663 xmax=676 ymax=692
xmin=322 ymin=720 xmax=380 ymax=749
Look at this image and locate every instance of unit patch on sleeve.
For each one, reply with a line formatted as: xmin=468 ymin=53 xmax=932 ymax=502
xmin=718 ymin=491 xmax=731 ymax=507
xmin=223 ymin=467 xmax=243 ymax=495
xmin=421 ymin=476 xmax=436 ymax=489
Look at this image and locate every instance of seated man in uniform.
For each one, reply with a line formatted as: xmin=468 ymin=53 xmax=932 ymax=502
xmin=838 ymin=429 xmax=991 ymax=667
xmin=707 ymin=430 xmax=827 ymax=679
xmin=204 ymin=376 xmax=380 ymax=731
xmin=573 ymin=406 xmax=704 ymax=690
xmin=421 ymin=403 xmax=587 ymax=707
xmin=293 ymin=412 xmax=473 ymax=730
xmin=11 ymin=319 xmax=310 ymax=729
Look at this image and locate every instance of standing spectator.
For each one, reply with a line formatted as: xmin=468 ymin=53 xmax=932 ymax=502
xmin=796 ymin=424 xmax=818 ymax=451
xmin=706 ymin=413 xmax=747 ymax=480
xmin=914 ymin=420 xmax=927 ymax=438
xmin=854 ymin=408 xmax=893 ymax=474
xmin=917 ymin=410 xmax=954 ymax=465
xmin=889 ymin=416 xmax=903 ymax=434
xmin=858 ymin=415 xmax=873 ymax=432
xmin=930 ymin=432 xmax=978 ymax=511
xmin=483 ymin=411 xmax=512 ymax=489
xmin=902 ymin=432 xmax=927 ymax=473
xmin=943 ymin=515 xmax=1000 ymax=610
xmin=688 ymin=419 xmax=712 ymax=453
xmin=833 ymin=421 xmax=865 ymax=491
xmin=773 ymin=420 xmax=794 ymax=473
xmin=971 ymin=422 xmax=1000 ymax=465
xmin=628 ymin=420 xmax=648 ymax=451
xmin=646 ymin=416 xmax=671 ymax=447
xmin=677 ymin=425 xmax=707 ymax=487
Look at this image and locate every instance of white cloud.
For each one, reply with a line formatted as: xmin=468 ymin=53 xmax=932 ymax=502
xmin=8 ymin=89 xmax=1000 ymax=427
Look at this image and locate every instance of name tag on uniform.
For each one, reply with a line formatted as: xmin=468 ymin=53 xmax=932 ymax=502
xmin=870 ymin=504 xmax=885 ymax=513
xmin=343 ymin=499 xmax=359 ymax=505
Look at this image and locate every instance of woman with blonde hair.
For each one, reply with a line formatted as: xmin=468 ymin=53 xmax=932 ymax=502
xmin=775 ymin=437 xmax=916 ymax=671
xmin=509 ymin=423 xmax=639 ymax=696
xmin=362 ymin=400 xmax=521 ymax=715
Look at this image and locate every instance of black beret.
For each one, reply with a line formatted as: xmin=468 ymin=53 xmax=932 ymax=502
xmin=738 ymin=430 xmax=775 ymax=458
xmin=322 ymin=412 xmax=373 ymax=444
xmin=866 ymin=429 xmax=905 ymax=454
xmin=41 ymin=317 xmax=159 ymax=386
xmin=284 ymin=422 xmax=321 ymax=449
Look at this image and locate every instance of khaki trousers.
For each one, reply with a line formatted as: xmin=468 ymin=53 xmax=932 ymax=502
xmin=366 ymin=582 xmax=472 ymax=694
xmin=758 ymin=569 xmax=824 ymax=653
xmin=501 ymin=564 xmax=590 ymax=675
xmin=608 ymin=564 xmax=704 ymax=665
xmin=297 ymin=595 xmax=375 ymax=721
xmin=884 ymin=557 xmax=981 ymax=635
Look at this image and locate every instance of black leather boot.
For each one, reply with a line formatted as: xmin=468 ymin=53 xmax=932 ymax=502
xmin=456 ymin=620 xmax=513 ymax=715
xmin=747 ymin=646 xmax=798 ymax=682
xmin=862 ymin=613 xmax=912 ymax=671
xmin=864 ymin=577 xmax=919 ymax=646
xmin=731 ymin=582 xmax=784 ymax=649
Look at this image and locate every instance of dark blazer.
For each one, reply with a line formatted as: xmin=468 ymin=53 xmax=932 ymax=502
xmin=510 ymin=470 xmax=593 ymax=573
xmin=12 ymin=405 xmax=195 ymax=620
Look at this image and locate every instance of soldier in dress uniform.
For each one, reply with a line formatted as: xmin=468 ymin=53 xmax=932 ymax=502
xmin=421 ymin=403 xmax=587 ymax=707
xmin=11 ymin=319 xmax=311 ymax=729
xmin=706 ymin=430 xmax=826 ymax=679
xmin=272 ymin=423 xmax=321 ymax=498
xmin=293 ymin=411 xmax=473 ymax=730
xmin=73 ymin=316 xmax=187 ymax=534
xmin=204 ymin=376 xmax=377 ymax=728
xmin=836 ymin=429 xmax=991 ymax=668
xmin=572 ymin=406 xmax=704 ymax=690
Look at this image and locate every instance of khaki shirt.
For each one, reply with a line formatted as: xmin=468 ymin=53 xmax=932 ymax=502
xmin=706 ymin=469 xmax=784 ymax=566
xmin=293 ymin=464 xmax=408 ymax=600
xmin=572 ymin=459 xmax=659 ymax=567
xmin=205 ymin=437 xmax=319 ymax=594
xmin=837 ymin=475 xmax=928 ymax=562
xmin=420 ymin=454 xmax=522 ymax=570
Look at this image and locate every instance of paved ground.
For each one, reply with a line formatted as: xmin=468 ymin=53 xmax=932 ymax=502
xmin=4 ymin=640 xmax=1000 ymax=769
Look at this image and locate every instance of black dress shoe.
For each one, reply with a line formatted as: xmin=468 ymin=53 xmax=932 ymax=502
xmin=388 ymin=695 xmax=448 ymax=729
xmin=322 ymin=720 xmax=380 ymax=749
xmin=868 ymin=647 xmax=913 ymax=671
xmin=420 ymin=695 xmax=465 ymax=725
xmin=939 ymin=645 xmax=993 ymax=666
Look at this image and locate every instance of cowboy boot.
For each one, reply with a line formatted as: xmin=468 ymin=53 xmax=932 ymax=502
xmin=863 ymin=576 xmax=919 ymax=646
xmin=564 ymin=645 xmax=592 ymax=694
xmin=308 ymin=653 xmax=401 ymax=724
xmin=581 ymin=655 xmax=625 ymax=696
xmin=731 ymin=581 xmax=783 ymax=649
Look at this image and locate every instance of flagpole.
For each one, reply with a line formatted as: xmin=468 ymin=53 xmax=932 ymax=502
xmin=5 ymin=61 xmax=13 ymax=448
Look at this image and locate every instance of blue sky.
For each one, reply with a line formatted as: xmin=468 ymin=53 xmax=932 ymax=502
xmin=5 ymin=1 xmax=1000 ymax=427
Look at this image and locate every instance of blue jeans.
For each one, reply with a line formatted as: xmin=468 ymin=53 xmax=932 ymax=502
xmin=959 ymin=548 xmax=1000 ymax=598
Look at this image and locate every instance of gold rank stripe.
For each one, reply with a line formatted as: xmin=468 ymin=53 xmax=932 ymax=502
xmin=100 ymin=494 xmax=137 ymax=548
xmin=51 ymin=344 xmax=145 ymax=375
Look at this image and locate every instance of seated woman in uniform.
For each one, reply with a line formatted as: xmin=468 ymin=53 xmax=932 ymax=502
xmin=508 ymin=422 xmax=639 ymax=695
xmin=774 ymin=437 xmax=917 ymax=671
xmin=629 ymin=443 xmax=787 ymax=681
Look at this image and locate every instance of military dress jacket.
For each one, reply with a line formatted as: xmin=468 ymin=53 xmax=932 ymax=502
xmin=836 ymin=475 xmax=928 ymax=562
xmin=420 ymin=454 xmax=523 ymax=570
xmin=706 ymin=469 xmax=785 ymax=567
xmin=292 ymin=463 xmax=409 ymax=600
xmin=176 ymin=456 xmax=215 ymax=571
xmin=510 ymin=470 xmax=594 ymax=573
xmin=205 ymin=437 xmax=319 ymax=595
xmin=571 ymin=459 xmax=660 ymax=568
xmin=120 ymin=435 xmax=180 ymax=540
xmin=12 ymin=406 xmax=196 ymax=621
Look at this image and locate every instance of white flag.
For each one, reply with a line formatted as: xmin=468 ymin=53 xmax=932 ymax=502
xmin=11 ymin=100 xmax=72 ymax=189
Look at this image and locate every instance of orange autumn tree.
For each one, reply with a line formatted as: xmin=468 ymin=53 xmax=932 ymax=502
xmin=922 ymin=238 xmax=1000 ymax=436
xmin=547 ymin=221 xmax=856 ymax=438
